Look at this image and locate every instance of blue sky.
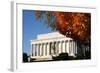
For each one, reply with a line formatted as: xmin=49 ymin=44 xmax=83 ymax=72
xmin=23 ymin=10 xmax=54 ymax=55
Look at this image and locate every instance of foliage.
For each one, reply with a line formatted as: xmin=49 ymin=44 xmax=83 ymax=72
xmin=52 ymin=53 xmax=75 ymax=60
xmin=35 ymin=11 xmax=57 ymax=30
xmin=23 ymin=52 xmax=28 ymax=62
xmin=52 ymin=53 xmax=68 ymax=60
xmin=53 ymin=12 xmax=91 ymax=44
xmin=35 ymin=11 xmax=91 ymax=44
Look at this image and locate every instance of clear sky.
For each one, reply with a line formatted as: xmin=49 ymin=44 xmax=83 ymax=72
xmin=23 ymin=10 xmax=53 ymax=55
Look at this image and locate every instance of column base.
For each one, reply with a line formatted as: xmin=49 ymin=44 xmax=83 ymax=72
xmin=69 ymin=53 xmax=76 ymax=57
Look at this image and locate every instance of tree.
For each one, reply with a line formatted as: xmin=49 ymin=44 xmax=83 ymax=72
xmin=53 ymin=12 xmax=91 ymax=44
xmin=23 ymin=52 xmax=28 ymax=62
xmin=35 ymin=11 xmax=90 ymax=44
xmin=35 ymin=11 xmax=57 ymax=30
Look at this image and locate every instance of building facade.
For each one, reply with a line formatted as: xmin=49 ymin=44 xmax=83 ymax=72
xmin=29 ymin=32 xmax=90 ymax=61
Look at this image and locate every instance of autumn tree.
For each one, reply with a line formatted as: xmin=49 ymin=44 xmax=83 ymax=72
xmin=35 ymin=11 xmax=90 ymax=43
xmin=53 ymin=12 xmax=91 ymax=44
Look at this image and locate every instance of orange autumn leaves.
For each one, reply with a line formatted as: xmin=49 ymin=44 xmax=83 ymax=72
xmin=53 ymin=12 xmax=91 ymax=43
xmin=35 ymin=11 xmax=91 ymax=43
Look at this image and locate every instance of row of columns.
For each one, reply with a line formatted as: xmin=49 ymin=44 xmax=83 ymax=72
xmin=30 ymin=40 xmax=78 ymax=57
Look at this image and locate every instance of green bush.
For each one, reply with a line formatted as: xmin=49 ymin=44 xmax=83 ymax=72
xmin=23 ymin=52 xmax=28 ymax=62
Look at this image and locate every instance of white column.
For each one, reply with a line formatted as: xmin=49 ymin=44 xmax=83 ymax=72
xmin=61 ymin=41 xmax=63 ymax=53
xmin=65 ymin=41 xmax=68 ymax=53
xmin=70 ymin=40 xmax=73 ymax=55
xmin=70 ymin=40 xmax=75 ymax=56
xmin=40 ymin=44 xmax=42 ymax=56
xmin=38 ymin=44 xmax=40 ymax=56
xmin=72 ymin=41 xmax=75 ymax=55
xmin=56 ymin=41 xmax=60 ymax=56
xmin=72 ymin=41 xmax=75 ymax=56
xmin=39 ymin=44 xmax=41 ymax=56
xmin=45 ymin=43 xmax=47 ymax=56
xmin=36 ymin=44 xmax=38 ymax=56
xmin=66 ymin=40 xmax=69 ymax=53
xmin=73 ymin=41 xmax=75 ymax=54
xmin=51 ymin=42 xmax=54 ymax=55
xmin=47 ymin=43 xmax=50 ymax=56
xmin=59 ymin=41 xmax=62 ymax=54
xmin=62 ymin=41 xmax=66 ymax=53
xmin=42 ymin=44 xmax=44 ymax=56
xmin=43 ymin=43 xmax=46 ymax=56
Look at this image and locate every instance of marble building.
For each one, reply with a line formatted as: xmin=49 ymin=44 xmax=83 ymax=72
xmin=29 ymin=32 xmax=82 ymax=61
